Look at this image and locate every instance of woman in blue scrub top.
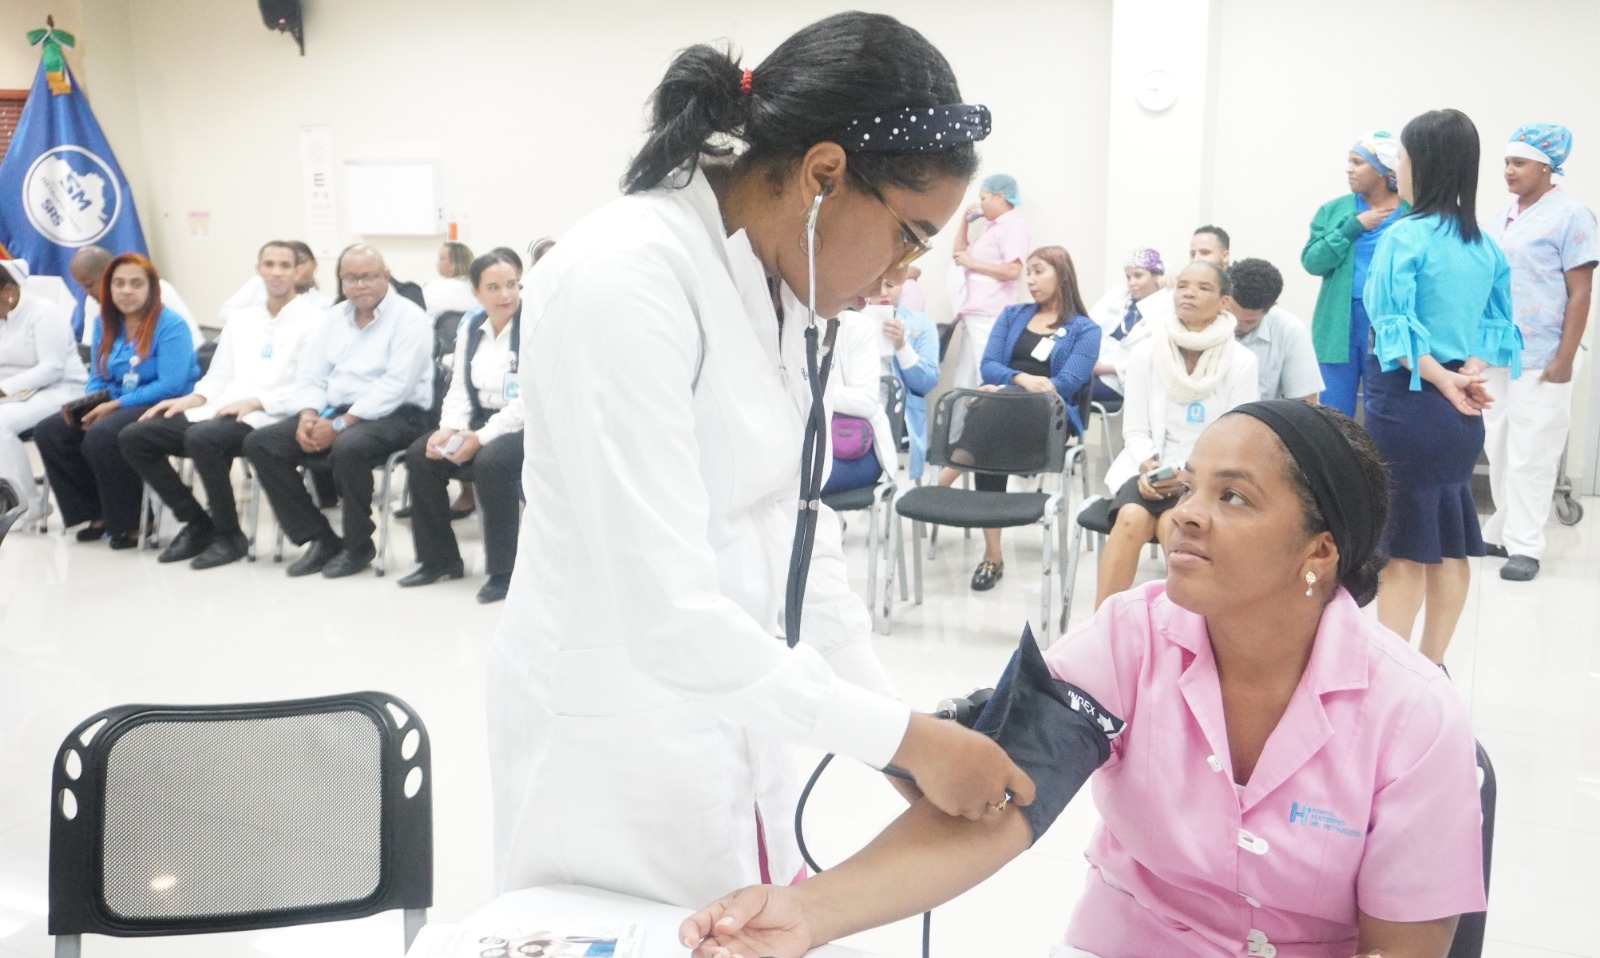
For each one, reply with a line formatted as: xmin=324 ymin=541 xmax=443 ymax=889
xmin=1363 ymin=109 xmax=1520 ymax=666
xmin=1301 ymin=131 xmax=1408 ymax=416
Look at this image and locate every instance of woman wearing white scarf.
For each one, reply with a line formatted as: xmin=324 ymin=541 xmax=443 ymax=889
xmin=1095 ymin=260 xmax=1259 ymax=609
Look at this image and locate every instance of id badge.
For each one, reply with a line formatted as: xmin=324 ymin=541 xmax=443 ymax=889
xmin=1186 ymin=401 xmax=1206 ymax=423
xmin=261 ymin=340 xmax=274 ymax=359
xmin=502 ymin=373 xmax=521 ymax=402
xmin=1029 ymin=337 xmax=1053 ymax=362
xmin=122 ymin=370 xmax=139 ymax=392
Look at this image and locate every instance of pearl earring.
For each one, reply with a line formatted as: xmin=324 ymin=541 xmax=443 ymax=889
xmin=1304 ymin=570 xmax=1317 ymax=597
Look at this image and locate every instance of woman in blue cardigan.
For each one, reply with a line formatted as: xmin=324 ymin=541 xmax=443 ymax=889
xmin=948 ymin=245 xmax=1100 ymax=590
xmin=34 ymin=254 xmax=200 ymax=548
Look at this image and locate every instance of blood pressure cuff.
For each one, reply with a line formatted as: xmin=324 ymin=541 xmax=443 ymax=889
xmin=971 ymin=625 xmax=1126 ymax=844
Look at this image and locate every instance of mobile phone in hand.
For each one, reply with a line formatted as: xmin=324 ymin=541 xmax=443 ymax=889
xmin=1147 ymin=465 xmax=1176 ymax=483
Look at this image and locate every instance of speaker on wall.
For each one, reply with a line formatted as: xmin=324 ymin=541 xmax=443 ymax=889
xmin=259 ymin=0 xmax=305 ymax=55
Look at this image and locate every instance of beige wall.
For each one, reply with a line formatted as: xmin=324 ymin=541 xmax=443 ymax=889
xmin=33 ymin=0 xmax=1110 ymax=328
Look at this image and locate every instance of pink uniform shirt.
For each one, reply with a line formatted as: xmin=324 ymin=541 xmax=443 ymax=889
xmin=958 ymin=208 xmax=1030 ymax=318
xmin=1043 ymin=582 xmax=1485 ymax=958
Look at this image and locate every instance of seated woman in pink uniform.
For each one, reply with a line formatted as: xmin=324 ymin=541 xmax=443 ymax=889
xmin=683 ymin=399 xmax=1486 ymax=958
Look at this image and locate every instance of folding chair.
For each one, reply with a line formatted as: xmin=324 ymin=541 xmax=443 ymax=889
xmin=48 ymin=691 xmax=432 ymax=956
xmin=821 ymin=375 xmax=907 ymax=634
xmin=1447 ymin=741 xmax=1497 ymax=958
xmin=890 ymin=388 xmax=1082 ymax=644
xmin=0 ymin=478 xmax=25 ymax=546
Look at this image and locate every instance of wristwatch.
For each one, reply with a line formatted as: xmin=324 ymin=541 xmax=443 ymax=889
xmin=330 ymin=416 xmax=348 ymax=433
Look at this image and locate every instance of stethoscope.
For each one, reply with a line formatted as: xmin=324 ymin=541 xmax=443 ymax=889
xmin=784 ymin=190 xmax=839 ymax=649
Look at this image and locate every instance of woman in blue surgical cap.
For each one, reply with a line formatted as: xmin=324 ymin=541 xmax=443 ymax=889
xmin=1481 ymin=123 xmax=1598 ymax=582
xmin=1301 ymin=131 xmax=1409 ymax=417
xmin=949 ymin=172 xmax=1031 ymax=390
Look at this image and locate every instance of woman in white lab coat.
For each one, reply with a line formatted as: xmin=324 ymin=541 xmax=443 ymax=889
xmin=488 ymin=11 xmax=1034 ymax=910
xmin=0 ymin=260 xmax=88 ymax=523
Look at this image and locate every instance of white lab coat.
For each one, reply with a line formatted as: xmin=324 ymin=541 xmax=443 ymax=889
xmin=487 ymin=170 xmax=911 ymax=909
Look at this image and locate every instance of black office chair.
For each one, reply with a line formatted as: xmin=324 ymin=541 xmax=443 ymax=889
xmin=891 ymin=388 xmax=1083 ymax=644
xmin=0 ymin=478 xmax=25 ymax=546
xmin=48 ymin=691 xmax=431 ymax=957
xmin=433 ymin=310 xmax=466 ymax=360
xmin=1447 ymin=740 xmax=1497 ymax=958
xmin=821 ymin=375 xmax=907 ymax=634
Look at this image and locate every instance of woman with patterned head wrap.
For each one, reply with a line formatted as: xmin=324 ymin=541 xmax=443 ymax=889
xmin=1482 ymin=123 xmax=1597 ymax=582
xmin=1301 ymin=131 xmax=1409 ymax=416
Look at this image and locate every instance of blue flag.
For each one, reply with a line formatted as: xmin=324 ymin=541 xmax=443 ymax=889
xmin=0 ymin=56 xmax=147 ymax=292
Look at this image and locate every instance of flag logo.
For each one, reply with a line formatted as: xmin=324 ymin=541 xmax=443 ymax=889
xmin=22 ymin=144 xmax=123 ymax=247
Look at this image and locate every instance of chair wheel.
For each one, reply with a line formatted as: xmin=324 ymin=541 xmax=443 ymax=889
xmin=1555 ymin=496 xmax=1583 ymax=526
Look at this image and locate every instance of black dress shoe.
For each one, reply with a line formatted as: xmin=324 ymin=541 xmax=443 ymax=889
xmin=398 ymin=561 xmax=465 ymax=587
xmin=321 ymin=544 xmax=377 ymax=579
xmin=477 ymin=574 xmax=511 ymax=604
xmin=970 ymin=559 xmax=1004 ymax=591
xmin=107 ymin=532 xmax=139 ymax=550
xmin=158 ymin=522 xmax=214 ymax=563
xmin=287 ymin=536 xmax=342 ymax=577
xmin=75 ymin=524 xmax=105 ymax=542
xmin=191 ymin=532 xmax=250 ymax=570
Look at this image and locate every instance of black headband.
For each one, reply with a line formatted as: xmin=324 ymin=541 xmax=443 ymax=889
xmin=1230 ymin=400 xmax=1376 ymax=586
xmin=822 ymin=103 xmax=991 ymax=153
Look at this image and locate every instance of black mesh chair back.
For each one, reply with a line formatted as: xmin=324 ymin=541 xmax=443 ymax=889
xmin=49 ymin=691 xmax=432 ymax=955
xmin=881 ymin=374 xmax=907 ymax=451
xmin=1447 ymin=740 xmax=1497 ymax=958
xmin=433 ymin=310 xmax=466 ymax=360
xmin=0 ymin=478 xmax=24 ymax=546
xmin=926 ymin=388 xmax=1068 ymax=477
xmin=194 ymin=339 xmax=219 ymax=377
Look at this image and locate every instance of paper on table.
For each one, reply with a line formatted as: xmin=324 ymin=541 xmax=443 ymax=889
xmin=407 ymin=920 xmax=642 ymax=957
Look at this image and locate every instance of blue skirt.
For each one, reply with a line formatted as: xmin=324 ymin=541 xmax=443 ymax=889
xmin=1363 ymin=355 xmax=1485 ymax=563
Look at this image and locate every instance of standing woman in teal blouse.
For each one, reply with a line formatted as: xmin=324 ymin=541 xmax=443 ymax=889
xmin=1364 ymin=109 xmax=1521 ymax=665
xmin=34 ymin=253 xmax=200 ymax=548
xmin=1301 ymin=131 xmax=1409 ymax=416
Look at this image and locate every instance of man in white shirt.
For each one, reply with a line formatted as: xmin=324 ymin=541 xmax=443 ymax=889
xmin=119 ymin=241 xmax=322 ymax=569
xmin=68 ymin=245 xmax=203 ymax=347
xmin=215 ymin=240 xmax=331 ymax=327
xmin=1224 ymin=258 xmax=1325 ymax=402
xmin=243 ymin=245 xmax=434 ymax=579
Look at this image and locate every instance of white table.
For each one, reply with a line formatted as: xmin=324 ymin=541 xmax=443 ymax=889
xmin=407 ymin=884 xmax=886 ymax=957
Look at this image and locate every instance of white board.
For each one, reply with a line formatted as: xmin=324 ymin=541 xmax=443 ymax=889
xmin=343 ymin=160 xmax=440 ymax=236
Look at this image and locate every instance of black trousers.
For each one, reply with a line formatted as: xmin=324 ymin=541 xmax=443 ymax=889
xmin=242 ymin=406 xmax=428 ymax=551
xmin=404 ymin=431 xmax=523 ymax=576
xmin=32 ymin=403 xmax=152 ymax=536
xmin=119 ymin=415 xmax=255 ymax=535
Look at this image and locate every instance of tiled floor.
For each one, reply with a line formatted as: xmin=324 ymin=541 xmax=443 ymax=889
xmin=0 ymin=457 xmax=1595 ymax=957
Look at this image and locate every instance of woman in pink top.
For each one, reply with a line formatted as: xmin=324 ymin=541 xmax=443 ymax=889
xmin=951 ymin=173 xmax=1031 ymax=388
xmin=684 ymin=400 xmax=1486 ymax=958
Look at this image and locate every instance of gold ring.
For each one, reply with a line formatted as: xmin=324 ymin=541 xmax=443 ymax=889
xmin=987 ymin=796 xmax=1010 ymax=812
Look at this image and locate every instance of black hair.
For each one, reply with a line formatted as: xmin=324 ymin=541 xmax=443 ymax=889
xmin=1181 ymin=258 xmax=1233 ymax=298
xmin=1401 ymin=109 xmax=1482 ymax=243
xmin=1282 ymin=406 xmax=1389 ymax=607
xmin=1227 ymin=258 xmax=1282 ymax=311
xmin=285 ymin=240 xmax=316 ymax=267
xmin=1193 ymin=225 xmax=1230 ymax=249
xmin=621 ymin=12 xmax=978 ymax=198
xmin=0 ymin=266 xmax=18 ymax=291
xmin=257 ymin=239 xmax=296 ymax=261
xmin=469 ymin=248 xmax=523 ymax=289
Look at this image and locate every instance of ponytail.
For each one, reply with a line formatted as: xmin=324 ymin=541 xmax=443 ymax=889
xmin=622 ymin=12 xmax=978 ymax=196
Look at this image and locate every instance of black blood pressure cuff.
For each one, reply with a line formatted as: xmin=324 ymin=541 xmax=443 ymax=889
xmin=971 ymin=626 xmax=1126 ymax=844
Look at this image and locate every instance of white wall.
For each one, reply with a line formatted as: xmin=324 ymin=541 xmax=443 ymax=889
xmin=1207 ymin=0 xmax=1600 ymax=483
xmin=52 ymin=0 xmax=1110 ymax=327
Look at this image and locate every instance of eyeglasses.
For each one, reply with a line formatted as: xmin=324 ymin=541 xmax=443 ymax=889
xmin=862 ymin=185 xmax=932 ymax=269
xmin=339 ymin=272 xmax=385 ymax=288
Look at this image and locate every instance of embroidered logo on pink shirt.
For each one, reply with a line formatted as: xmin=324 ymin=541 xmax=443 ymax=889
xmin=1288 ymin=801 xmax=1361 ymax=837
